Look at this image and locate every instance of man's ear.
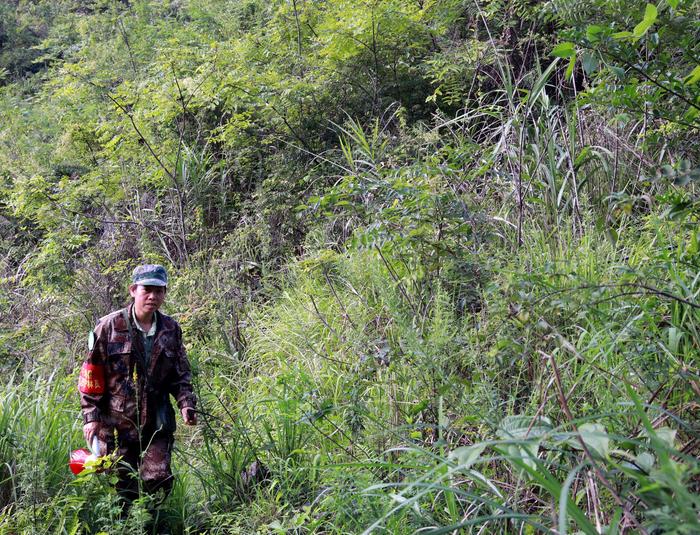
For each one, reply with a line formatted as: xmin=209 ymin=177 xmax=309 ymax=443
xmin=128 ymin=284 xmax=138 ymax=298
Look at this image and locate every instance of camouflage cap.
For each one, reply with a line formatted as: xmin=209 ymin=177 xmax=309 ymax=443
xmin=132 ymin=264 xmax=168 ymax=287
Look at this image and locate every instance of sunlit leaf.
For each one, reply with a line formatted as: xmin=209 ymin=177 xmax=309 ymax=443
xmin=612 ymin=30 xmax=634 ymax=39
xmin=552 ymin=42 xmax=576 ymax=58
xmin=684 ymin=65 xmax=700 ymax=85
xmin=586 ymin=25 xmax=605 ymax=41
xmin=633 ymin=4 xmax=658 ymax=37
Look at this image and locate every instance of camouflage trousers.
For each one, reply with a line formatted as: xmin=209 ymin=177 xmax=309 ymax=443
xmin=101 ymin=426 xmax=175 ymax=503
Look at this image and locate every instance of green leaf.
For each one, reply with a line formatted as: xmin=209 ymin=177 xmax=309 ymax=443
xmin=668 ymin=0 xmax=679 ymax=8
xmin=448 ymin=443 xmax=486 ymax=472
xmin=653 ymin=427 xmax=677 ymax=449
xmin=582 ymin=51 xmax=599 ymax=75
xmin=586 ymin=25 xmax=605 ymax=42
xmin=667 ymin=327 xmax=683 ymax=354
xmin=576 ymin=423 xmax=610 ymax=458
xmin=633 ymin=4 xmax=658 ymax=37
xmin=685 ymin=65 xmax=700 ymax=85
xmin=660 ymin=164 xmax=675 ymax=178
xmin=635 ymin=452 xmax=656 ymax=471
xmin=612 ymin=30 xmax=634 ymax=39
xmin=505 ymin=441 xmax=540 ymax=473
xmin=552 ymin=42 xmax=576 ymax=58
xmin=674 ymin=174 xmax=692 ymax=186
xmin=498 ymin=415 xmax=553 ymax=439
xmin=610 ymin=66 xmax=626 ymax=79
xmin=565 ymin=56 xmax=576 ymax=80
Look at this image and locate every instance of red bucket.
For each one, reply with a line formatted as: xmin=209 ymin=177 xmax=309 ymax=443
xmin=69 ymin=448 xmax=94 ymax=475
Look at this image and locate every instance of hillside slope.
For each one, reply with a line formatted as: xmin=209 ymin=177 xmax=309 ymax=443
xmin=0 ymin=1 xmax=698 ymax=533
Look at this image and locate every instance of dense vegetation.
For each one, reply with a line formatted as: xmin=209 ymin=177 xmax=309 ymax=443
xmin=1 ymin=0 xmax=699 ymax=533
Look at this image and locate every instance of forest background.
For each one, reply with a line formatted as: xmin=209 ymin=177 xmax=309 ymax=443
xmin=0 ymin=0 xmax=699 ymax=533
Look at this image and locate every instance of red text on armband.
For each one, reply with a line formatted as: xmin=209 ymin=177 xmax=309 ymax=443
xmin=78 ymin=363 xmax=105 ymax=394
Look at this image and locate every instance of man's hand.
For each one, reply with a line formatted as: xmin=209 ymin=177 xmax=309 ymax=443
xmin=83 ymin=421 xmax=100 ymax=447
xmin=181 ymin=406 xmax=197 ymax=425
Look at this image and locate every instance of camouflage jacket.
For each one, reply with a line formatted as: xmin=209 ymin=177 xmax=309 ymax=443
xmin=79 ymin=304 xmax=196 ymax=437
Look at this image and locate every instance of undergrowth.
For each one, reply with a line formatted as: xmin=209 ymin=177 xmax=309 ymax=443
xmin=1 ymin=0 xmax=699 ymax=533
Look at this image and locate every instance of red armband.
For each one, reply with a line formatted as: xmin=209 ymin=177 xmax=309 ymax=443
xmin=78 ymin=363 xmax=105 ymax=394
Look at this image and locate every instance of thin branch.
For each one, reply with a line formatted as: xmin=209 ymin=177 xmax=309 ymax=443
xmin=224 ymin=82 xmax=313 ymax=152
xmin=95 ymin=82 xmax=176 ymax=181
xmin=170 ymin=63 xmax=190 ymax=263
xmin=322 ymin=269 xmax=358 ymax=330
xmin=309 ymin=293 xmax=343 ymax=341
xmin=374 ymin=244 xmax=418 ymax=316
xmin=591 ymin=44 xmax=700 ymax=115
xmin=540 ymin=349 xmax=649 ymax=534
xmin=117 ymin=18 xmax=139 ymax=78
xmin=531 ymin=282 xmax=700 ymax=310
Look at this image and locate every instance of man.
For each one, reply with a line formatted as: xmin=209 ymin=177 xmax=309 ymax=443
xmin=79 ymin=264 xmax=197 ymax=502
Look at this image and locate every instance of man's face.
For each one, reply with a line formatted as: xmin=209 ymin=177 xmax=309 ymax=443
xmin=129 ymin=284 xmax=166 ymax=316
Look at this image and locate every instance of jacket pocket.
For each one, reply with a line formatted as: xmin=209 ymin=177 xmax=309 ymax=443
xmin=108 ymin=393 xmax=137 ymax=428
xmin=107 ymin=340 xmax=132 ymax=376
xmin=107 ymin=339 xmax=131 ymax=355
xmin=155 ymin=348 xmax=176 ymax=377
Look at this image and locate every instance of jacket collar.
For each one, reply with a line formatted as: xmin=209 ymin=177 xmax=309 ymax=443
xmin=125 ymin=303 xmax=161 ymax=334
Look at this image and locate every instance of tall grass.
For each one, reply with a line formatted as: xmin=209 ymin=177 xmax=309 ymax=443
xmin=2 ymin=209 xmax=698 ymax=533
xmin=0 ymin=372 xmax=78 ymax=507
xmin=0 ymin=371 xmax=82 ymax=532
